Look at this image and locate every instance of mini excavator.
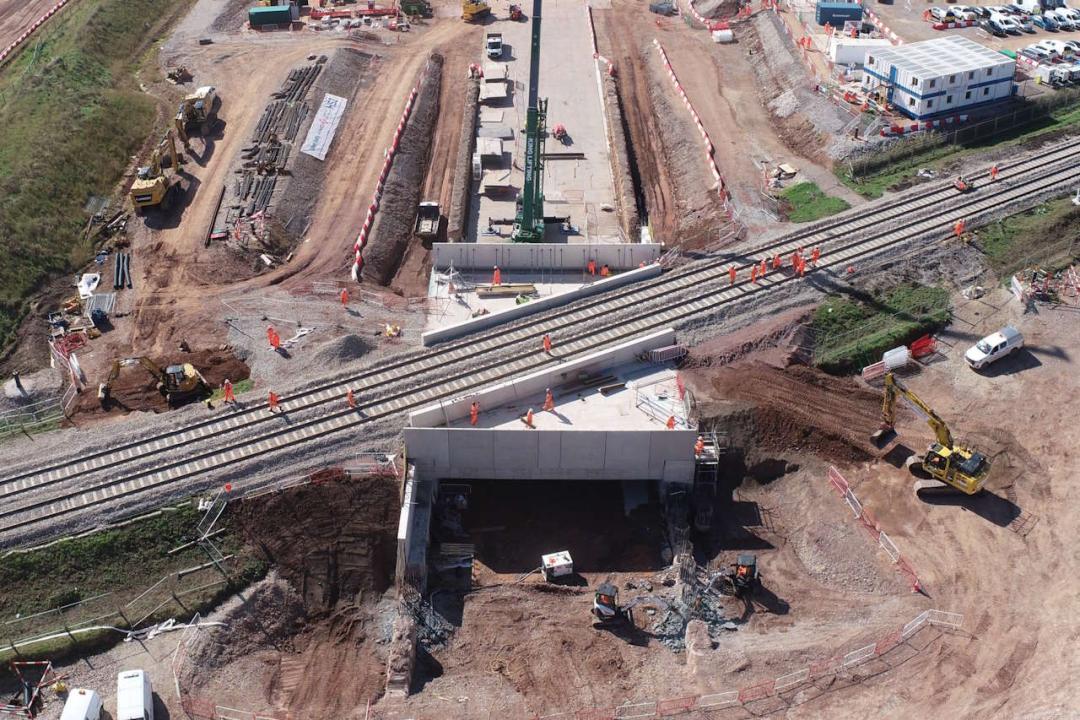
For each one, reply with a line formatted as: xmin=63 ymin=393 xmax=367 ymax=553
xmin=592 ymin=584 xmax=672 ymax=626
xmin=872 ymin=372 xmax=991 ymax=497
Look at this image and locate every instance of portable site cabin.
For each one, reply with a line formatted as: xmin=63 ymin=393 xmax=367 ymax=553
xmin=116 ymin=670 xmax=153 ymax=720
xmin=861 ymin=36 xmax=1015 ymax=120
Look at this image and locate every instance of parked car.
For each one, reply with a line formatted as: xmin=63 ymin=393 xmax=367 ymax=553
xmin=1042 ymin=39 xmax=1076 ymax=57
xmin=998 ymin=15 xmax=1024 ymax=32
xmin=1018 ymin=14 xmax=1035 ymax=31
xmin=965 ymin=326 xmax=1024 ymax=370
xmin=1035 ymin=40 xmax=1064 ymax=58
xmin=1004 ymin=3 xmax=1026 ymax=13
xmin=983 ymin=17 xmax=1009 ymax=35
xmin=1049 ymin=8 xmax=1076 ymax=28
xmin=1063 ymin=39 xmax=1080 ymax=53
xmin=1034 ymin=13 xmax=1060 ymax=30
xmin=1022 ymin=44 xmax=1053 ymax=60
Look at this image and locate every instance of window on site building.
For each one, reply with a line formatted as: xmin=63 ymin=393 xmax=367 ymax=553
xmin=928 ymin=99 xmax=934 ymax=108
xmin=986 ymin=68 xmax=992 ymax=76
xmin=929 ymin=78 xmax=937 ymax=88
xmin=908 ymin=97 xmax=915 ymax=107
xmin=912 ymin=77 xmax=919 ymax=86
xmin=968 ymin=71 xmax=975 ymax=80
xmin=867 ymin=55 xmax=875 ymax=65
xmin=947 ymin=95 xmax=953 ymax=104
xmin=950 ymin=74 xmax=956 ymax=83
xmin=984 ymin=87 xmax=990 ymax=95
xmin=966 ymin=90 xmax=972 ymax=100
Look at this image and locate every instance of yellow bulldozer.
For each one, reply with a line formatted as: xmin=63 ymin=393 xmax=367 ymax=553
xmin=98 ymin=356 xmax=209 ymax=408
xmin=462 ymin=0 xmax=491 ymax=21
xmin=130 ymin=130 xmax=181 ymax=213
xmin=872 ymin=372 xmax=991 ymax=497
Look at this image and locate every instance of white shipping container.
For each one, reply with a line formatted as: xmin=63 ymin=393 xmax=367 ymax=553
xmin=828 ymin=37 xmax=892 ymax=66
xmin=541 ymin=551 xmax=573 ymax=578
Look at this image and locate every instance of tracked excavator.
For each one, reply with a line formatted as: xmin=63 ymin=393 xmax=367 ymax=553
xmin=461 ymin=0 xmax=491 ymax=21
xmin=98 ymin=357 xmax=209 ymax=408
xmin=130 ymin=131 xmax=182 ymax=213
xmin=871 ymin=372 xmax=991 ymax=497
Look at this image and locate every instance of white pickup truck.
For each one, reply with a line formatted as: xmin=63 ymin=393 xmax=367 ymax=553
xmin=486 ymin=32 xmax=503 ymax=59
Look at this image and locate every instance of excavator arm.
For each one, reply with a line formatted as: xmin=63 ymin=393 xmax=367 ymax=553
xmin=878 ymin=372 xmax=954 ymax=448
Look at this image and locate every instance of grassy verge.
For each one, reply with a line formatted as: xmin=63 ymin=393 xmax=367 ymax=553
xmin=778 ymin=182 xmax=851 ymax=223
xmin=0 ymin=0 xmax=193 ymax=352
xmin=976 ymin=198 xmax=1080 ymax=275
xmin=209 ymin=378 xmax=255 ymax=402
xmin=812 ymin=285 xmax=952 ymax=374
xmin=840 ymin=97 xmax=1080 ymax=199
xmin=0 ymin=503 xmax=264 ymax=663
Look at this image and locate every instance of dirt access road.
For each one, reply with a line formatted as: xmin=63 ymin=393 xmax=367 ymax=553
xmin=0 ymin=0 xmax=62 ymax=58
xmin=594 ymin=0 xmax=861 ymax=246
xmin=72 ymin=3 xmax=478 ymax=395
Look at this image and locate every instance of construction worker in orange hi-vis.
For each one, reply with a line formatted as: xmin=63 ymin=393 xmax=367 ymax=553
xmin=811 ymin=247 xmax=821 ymax=266
xmin=750 ymin=264 xmax=758 ymax=284
xmin=990 ymin=164 xmax=999 ymax=182
xmin=758 ymin=259 xmax=767 ymax=277
xmin=797 ymin=258 xmax=806 ymax=277
xmin=791 ymin=250 xmax=800 ymax=269
xmin=492 ymin=265 xmax=502 ymax=286
xmin=470 ymin=401 xmax=480 ymax=426
xmin=524 ymin=408 xmax=535 ymax=428
xmin=267 ymin=326 xmax=281 ymax=350
xmin=729 ymin=265 xmax=737 ymax=286
xmin=268 ymin=391 xmax=281 ymax=413
xmin=587 ymin=259 xmax=597 ymax=276
xmin=694 ymin=435 xmax=705 ymax=456
xmin=346 ymin=388 xmax=356 ymax=409
xmin=543 ymin=333 xmax=552 ymax=354
xmin=600 ymin=264 xmax=611 ymax=277
xmin=543 ymin=388 xmax=555 ymax=412
xmin=953 ymin=219 xmax=965 ymax=237
xmin=222 ymin=379 xmax=235 ymax=404
xmin=772 ymin=253 xmax=781 ymax=270
xmin=666 ymin=415 xmax=676 ymax=430
xmin=340 ymin=288 xmax=349 ymax=307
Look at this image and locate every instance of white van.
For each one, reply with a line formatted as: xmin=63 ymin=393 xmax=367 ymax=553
xmin=1049 ymin=8 xmax=1077 ymax=28
xmin=116 ymin=670 xmax=154 ymax=720
xmin=59 ymin=689 xmax=102 ymax=720
xmin=965 ymin=326 xmax=1024 ymax=369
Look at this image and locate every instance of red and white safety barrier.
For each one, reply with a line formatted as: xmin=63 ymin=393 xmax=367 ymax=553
xmin=880 ymin=113 xmax=970 ymax=136
xmin=827 ymin=466 xmax=922 ymax=593
xmin=863 ymin=7 xmax=904 ymax=45
xmin=585 ymin=4 xmax=615 ymax=75
xmin=0 ymin=0 xmax=71 ymax=66
xmin=350 ymin=85 xmax=420 ymax=282
xmin=652 ymin=39 xmax=731 ymax=209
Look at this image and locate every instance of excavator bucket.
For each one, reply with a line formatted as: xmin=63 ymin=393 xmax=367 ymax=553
xmin=871 ymin=427 xmax=897 ymax=447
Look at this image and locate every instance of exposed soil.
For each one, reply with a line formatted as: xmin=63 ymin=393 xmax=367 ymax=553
xmin=0 ymin=0 xmax=60 ymax=57
xmin=71 ymin=347 xmax=249 ymax=417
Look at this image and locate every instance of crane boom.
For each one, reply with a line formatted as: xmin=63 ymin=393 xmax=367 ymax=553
xmin=511 ymin=0 xmax=546 ymax=243
xmin=881 ymin=372 xmax=953 ymax=448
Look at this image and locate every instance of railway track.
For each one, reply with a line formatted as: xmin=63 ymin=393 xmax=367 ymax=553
xmin=2 ymin=137 xmax=1078 ymax=540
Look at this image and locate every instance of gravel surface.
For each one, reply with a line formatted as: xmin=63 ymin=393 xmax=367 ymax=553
xmin=275 ymin=48 xmax=376 ymax=248
xmin=363 ymin=54 xmax=444 ymax=285
xmin=447 ymin=79 xmax=479 ymax=242
xmin=3 ymin=146 xmax=1074 ymax=548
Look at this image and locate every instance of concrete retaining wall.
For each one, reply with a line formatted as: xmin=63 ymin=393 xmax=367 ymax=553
xmin=404 ymin=427 xmax=696 ymax=482
xmin=420 ymin=263 xmax=662 ymax=346
xmin=447 ymin=80 xmax=480 ymax=242
xmin=602 ymin=73 xmax=641 ymax=241
xmin=431 ymin=241 xmax=661 ymax=270
xmin=409 ymin=328 xmax=676 ymax=427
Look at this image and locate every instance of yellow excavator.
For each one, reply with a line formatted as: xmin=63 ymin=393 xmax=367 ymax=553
xmin=871 ymin=372 xmax=991 ymax=497
xmin=462 ymin=0 xmax=491 ymax=21
xmin=130 ymin=130 xmax=181 ymax=213
xmin=98 ymin=357 xmax=209 ymax=408
xmin=174 ymin=85 xmax=218 ymax=145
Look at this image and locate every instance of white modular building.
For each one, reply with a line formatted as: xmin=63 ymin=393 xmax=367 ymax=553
xmin=861 ymin=36 xmax=1015 ymax=120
